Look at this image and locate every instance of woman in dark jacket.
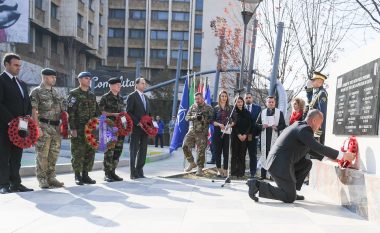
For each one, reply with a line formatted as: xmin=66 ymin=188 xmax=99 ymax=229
xmin=231 ymin=96 xmax=251 ymax=177
xmin=212 ymin=90 xmax=233 ymax=177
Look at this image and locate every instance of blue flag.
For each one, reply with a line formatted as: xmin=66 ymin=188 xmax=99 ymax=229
xmin=204 ymin=84 xmax=214 ymax=145
xmin=170 ymin=77 xmax=190 ymax=153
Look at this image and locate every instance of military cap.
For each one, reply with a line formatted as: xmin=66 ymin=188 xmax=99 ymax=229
xmin=310 ymin=71 xmax=327 ymax=81
xmin=108 ymin=77 xmax=121 ymax=84
xmin=77 ymin=71 xmax=93 ymax=79
xmin=41 ymin=68 xmax=57 ymax=76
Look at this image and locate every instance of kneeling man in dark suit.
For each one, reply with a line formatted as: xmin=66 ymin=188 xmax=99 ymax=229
xmin=247 ymin=109 xmax=355 ymax=203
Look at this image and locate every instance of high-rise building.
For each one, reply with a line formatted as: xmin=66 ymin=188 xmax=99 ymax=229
xmin=105 ymin=0 xmax=204 ymax=80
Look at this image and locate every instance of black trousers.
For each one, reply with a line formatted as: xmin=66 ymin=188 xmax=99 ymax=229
xmin=230 ymin=134 xmax=247 ymax=177
xmin=213 ymin=130 xmax=229 ymax=169
xmin=247 ymin=138 xmax=257 ymax=176
xmin=258 ymin=158 xmax=312 ymax=203
xmin=129 ymin=127 xmax=148 ymax=177
xmin=154 ymin=134 xmax=163 ymax=148
xmin=0 ymin=128 xmax=23 ymax=187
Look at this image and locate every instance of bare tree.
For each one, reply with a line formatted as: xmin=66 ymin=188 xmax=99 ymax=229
xmin=353 ymin=0 xmax=380 ymax=31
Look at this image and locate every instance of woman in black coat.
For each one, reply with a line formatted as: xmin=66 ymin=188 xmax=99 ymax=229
xmin=231 ymin=96 xmax=251 ymax=177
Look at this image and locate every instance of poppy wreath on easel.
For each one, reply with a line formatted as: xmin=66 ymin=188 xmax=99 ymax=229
xmin=139 ymin=115 xmax=158 ymax=137
xmin=84 ymin=117 xmax=118 ymax=150
xmin=115 ymin=112 xmax=133 ymax=136
xmin=8 ymin=116 xmax=39 ymax=149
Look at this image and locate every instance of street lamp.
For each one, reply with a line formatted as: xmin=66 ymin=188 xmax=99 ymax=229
xmin=237 ymin=0 xmax=262 ymax=94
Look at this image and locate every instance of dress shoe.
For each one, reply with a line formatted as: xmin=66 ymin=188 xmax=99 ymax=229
xmin=296 ymin=195 xmax=305 ymax=200
xmin=10 ymin=184 xmax=34 ymax=192
xmin=206 ymin=160 xmax=216 ymax=164
xmin=75 ymin=172 xmax=84 ymax=185
xmin=246 ymin=179 xmax=259 ymax=202
xmin=0 ymin=185 xmax=10 ymax=194
xmin=137 ymin=174 xmax=146 ymax=179
xmin=82 ymin=172 xmax=96 ymax=184
xmin=111 ymin=170 xmax=123 ymax=181
xmin=130 ymin=175 xmax=138 ymax=180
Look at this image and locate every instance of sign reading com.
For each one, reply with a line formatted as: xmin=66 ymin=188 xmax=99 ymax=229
xmin=91 ymin=75 xmax=135 ymax=97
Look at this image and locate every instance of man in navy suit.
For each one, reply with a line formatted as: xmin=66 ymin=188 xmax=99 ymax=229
xmin=126 ymin=77 xmax=151 ymax=179
xmin=0 ymin=53 xmax=33 ymax=194
xmin=244 ymin=93 xmax=261 ymax=178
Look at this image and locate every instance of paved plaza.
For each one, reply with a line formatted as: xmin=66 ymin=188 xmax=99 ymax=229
xmin=0 ymin=150 xmax=379 ymax=233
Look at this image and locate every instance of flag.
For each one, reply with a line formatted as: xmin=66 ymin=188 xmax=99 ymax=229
xmin=170 ymin=77 xmax=190 ymax=153
xmin=197 ymin=77 xmax=204 ymax=94
xmin=204 ymin=82 xmax=214 ymax=145
xmin=189 ymin=73 xmax=195 ymax=106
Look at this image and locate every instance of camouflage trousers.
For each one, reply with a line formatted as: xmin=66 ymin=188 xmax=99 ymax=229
xmin=182 ymin=130 xmax=208 ymax=168
xmin=71 ymin=130 xmax=95 ymax=173
xmin=103 ymin=136 xmax=125 ymax=172
xmin=35 ymin=123 xmax=61 ymax=180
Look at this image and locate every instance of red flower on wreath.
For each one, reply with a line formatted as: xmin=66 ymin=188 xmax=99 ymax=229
xmin=84 ymin=117 xmax=117 ymax=151
xmin=8 ymin=116 xmax=39 ymax=149
xmin=115 ymin=112 xmax=133 ymax=136
xmin=139 ymin=115 xmax=158 ymax=137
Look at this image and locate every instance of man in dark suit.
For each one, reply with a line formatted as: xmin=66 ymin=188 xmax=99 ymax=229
xmin=244 ymin=92 xmax=261 ymax=178
xmin=247 ymin=110 xmax=355 ymax=203
xmin=126 ymin=77 xmax=151 ymax=179
xmin=0 ymin=53 xmax=33 ymax=194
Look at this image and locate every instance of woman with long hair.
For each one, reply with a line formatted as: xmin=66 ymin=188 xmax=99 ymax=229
xmin=212 ymin=90 xmax=233 ymax=177
xmin=289 ymin=98 xmax=305 ymax=125
xmin=230 ymin=96 xmax=251 ymax=178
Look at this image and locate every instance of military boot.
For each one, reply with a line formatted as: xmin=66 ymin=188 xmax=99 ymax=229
xmin=184 ymin=162 xmax=197 ymax=172
xmin=38 ymin=178 xmax=50 ymax=189
xmin=48 ymin=177 xmax=64 ymax=188
xmin=195 ymin=167 xmax=203 ymax=176
xmin=82 ymin=171 xmax=96 ymax=184
xmin=104 ymin=171 xmax=115 ymax=182
xmin=111 ymin=169 xmax=123 ymax=181
xmin=75 ymin=172 xmax=83 ymax=185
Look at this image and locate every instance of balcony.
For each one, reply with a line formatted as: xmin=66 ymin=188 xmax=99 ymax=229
xmin=172 ymin=2 xmax=190 ymax=12
xmin=128 ymin=39 xmax=145 ymax=47
xmin=128 ymin=20 xmax=145 ymax=29
xmin=127 ymin=57 xmax=144 ymax=66
xmin=171 ymin=21 xmax=189 ymax=31
xmin=109 ymin=0 xmax=125 ymax=8
xmin=150 ymin=40 xmax=167 ymax=49
xmin=108 ymin=19 xmax=125 ymax=27
xmin=129 ymin=0 xmax=146 ymax=9
xmin=150 ymin=58 xmax=167 ymax=67
xmin=107 ymin=57 xmax=125 ymax=67
xmin=151 ymin=21 xmax=168 ymax=30
xmin=51 ymin=18 xmax=60 ymax=34
xmin=34 ymin=7 xmax=45 ymax=25
xmin=151 ymin=0 xmax=169 ymax=10
xmin=78 ymin=0 xmax=85 ymax=13
xmin=77 ymin=27 xmax=84 ymax=38
xmin=108 ymin=37 xmax=125 ymax=47
xmin=170 ymin=58 xmax=187 ymax=68
xmin=170 ymin=40 xmax=189 ymax=49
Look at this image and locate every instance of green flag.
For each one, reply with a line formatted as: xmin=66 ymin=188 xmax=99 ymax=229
xmin=189 ymin=74 xmax=195 ymax=106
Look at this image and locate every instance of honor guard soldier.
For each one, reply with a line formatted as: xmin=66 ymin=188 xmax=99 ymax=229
xmin=99 ymin=77 xmax=125 ymax=182
xmin=67 ymin=71 xmax=100 ymax=185
xmin=30 ymin=68 xmax=65 ymax=188
xmin=307 ymin=72 xmax=328 ymax=159
xmin=182 ymin=92 xmax=213 ymax=176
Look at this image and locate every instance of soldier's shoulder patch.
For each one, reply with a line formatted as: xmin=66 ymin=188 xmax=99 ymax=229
xmin=67 ymin=96 xmax=76 ymax=107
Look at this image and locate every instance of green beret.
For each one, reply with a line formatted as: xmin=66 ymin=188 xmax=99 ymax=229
xmin=108 ymin=77 xmax=122 ymax=84
xmin=41 ymin=68 xmax=57 ymax=76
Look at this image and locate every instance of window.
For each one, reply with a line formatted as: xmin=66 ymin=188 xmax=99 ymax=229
xmin=35 ymin=30 xmax=43 ymax=47
xmin=171 ymin=31 xmax=188 ymax=41
xmin=195 ymin=0 xmax=203 ymax=11
xmin=51 ymin=37 xmax=58 ymax=54
xmin=151 ymin=30 xmax=168 ymax=40
xmin=172 ymin=12 xmax=189 ymax=21
xmin=88 ymin=22 xmax=93 ymax=36
xmin=193 ymin=52 xmax=201 ymax=67
xmin=194 ymin=33 xmax=202 ymax=48
xmin=108 ymin=28 xmax=125 ymax=38
xmin=108 ymin=47 xmax=124 ymax=57
xmin=109 ymin=9 xmax=125 ymax=19
xmin=171 ymin=50 xmax=188 ymax=60
xmin=195 ymin=15 xmax=202 ymax=30
xmin=35 ymin=0 xmax=42 ymax=9
xmin=151 ymin=11 xmax=168 ymax=21
xmin=51 ymin=3 xmax=58 ymax=19
xmin=129 ymin=10 xmax=146 ymax=20
xmin=129 ymin=29 xmax=145 ymax=39
xmin=151 ymin=49 xmax=167 ymax=59
xmin=77 ymin=14 xmax=83 ymax=28
xmin=129 ymin=48 xmax=145 ymax=58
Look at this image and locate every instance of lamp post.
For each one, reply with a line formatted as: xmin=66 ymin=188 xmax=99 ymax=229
xmin=237 ymin=0 xmax=262 ymax=95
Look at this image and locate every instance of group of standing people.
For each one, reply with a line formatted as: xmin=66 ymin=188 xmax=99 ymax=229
xmin=0 ymin=53 xmax=152 ymax=194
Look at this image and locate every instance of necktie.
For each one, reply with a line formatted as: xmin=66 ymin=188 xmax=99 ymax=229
xmin=12 ymin=77 xmax=24 ymax=98
xmin=141 ymin=94 xmax=146 ymax=110
xmin=247 ymin=105 xmax=251 ymax=112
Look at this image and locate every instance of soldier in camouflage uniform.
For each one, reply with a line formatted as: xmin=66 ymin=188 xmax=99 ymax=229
xmin=99 ymin=77 xmax=125 ymax=182
xmin=183 ymin=92 xmax=213 ymax=176
xmin=67 ymin=71 xmax=100 ymax=185
xmin=30 ymin=68 xmax=65 ymax=189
